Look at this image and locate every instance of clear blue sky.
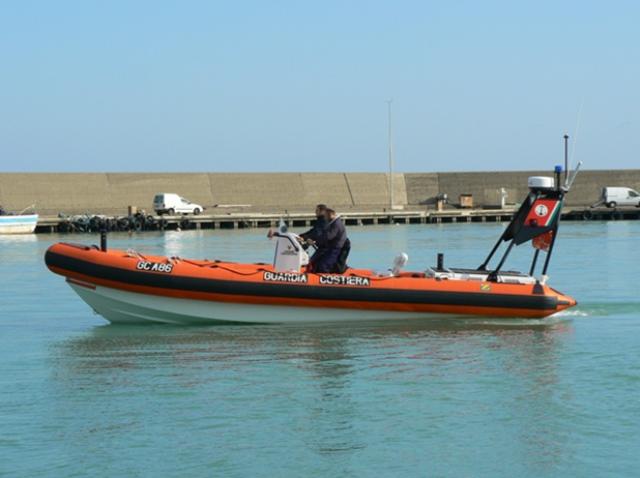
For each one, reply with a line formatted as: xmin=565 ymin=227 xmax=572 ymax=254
xmin=0 ymin=1 xmax=638 ymax=172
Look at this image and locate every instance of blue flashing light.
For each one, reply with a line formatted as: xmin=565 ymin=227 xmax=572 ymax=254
xmin=554 ymin=165 xmax=563 ymax=173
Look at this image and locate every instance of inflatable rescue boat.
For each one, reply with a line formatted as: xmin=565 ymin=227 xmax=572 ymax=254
xmin=45 ymin=167 xmax=580 ymax=325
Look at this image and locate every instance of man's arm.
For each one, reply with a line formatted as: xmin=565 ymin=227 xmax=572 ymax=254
xmin=325 ymin=222 xmax=339 ymax=241
xmin=301 ymin=219 xmax=326 ymax=241
xmin=316 ymin=221 xmax=339 ymax=247
xmin=299 ymin=229 xmax=312 ymax=240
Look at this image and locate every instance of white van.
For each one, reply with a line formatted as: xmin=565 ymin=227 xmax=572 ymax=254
xmin=153 ymin=193 xmax=204 ymax=215
xmin=602 ymin=187 xmax=640 ymax=208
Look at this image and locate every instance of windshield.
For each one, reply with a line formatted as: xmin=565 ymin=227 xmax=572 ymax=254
xmin=153 ymin=195 xmax=163 ymax=202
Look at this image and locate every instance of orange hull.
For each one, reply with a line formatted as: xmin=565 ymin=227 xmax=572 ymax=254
xmin=44 ymin=242 xmax=576 ymax=324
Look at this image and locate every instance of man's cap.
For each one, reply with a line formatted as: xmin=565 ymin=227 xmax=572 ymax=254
xmin=316 ymin=204 xmax=327 ymax=210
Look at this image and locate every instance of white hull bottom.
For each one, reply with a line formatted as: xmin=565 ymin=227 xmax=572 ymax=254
xmin=0 ymin=214 xmax=38 ymax=234
xmin=69 ymin=283 xmax=445 ymax=325
xmin=0 ymin=224 xmax=37 ymax=234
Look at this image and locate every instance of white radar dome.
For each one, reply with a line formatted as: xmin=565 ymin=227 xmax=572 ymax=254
xmin=528 ymin=176 xmax=555 ymax=190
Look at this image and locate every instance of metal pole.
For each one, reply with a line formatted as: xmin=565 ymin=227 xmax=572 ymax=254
xmin=529 ymin=248 xmax=540 ymax=276
xmin=541 ymin=225 xmax=559 ymax=276
xmin=487 ymin=241 xmax=515 ymax=281
xmin=100 ymin=227 xmax=108 ymax=252
xmin=387 ymin=99 xmax=394 ymax=209
xmin=478 ymin=190 xmax=540 ymax=270
xmin=563 ymin=134 xmax=569 ymax=184
xmin=478 ymin=236 xmax=503 ymax=270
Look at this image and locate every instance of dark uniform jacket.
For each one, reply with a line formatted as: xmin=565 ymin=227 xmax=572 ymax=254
xmin=300 ymin=216 xmax=326 ymax=242
xmin=316 ymin=217 xmax=347 ymax=251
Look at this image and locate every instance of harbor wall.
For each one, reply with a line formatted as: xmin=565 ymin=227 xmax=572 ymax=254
xmin=0 ymin=170 xmax=639 ymax=215
xmin=407 ymin=170 xmax=640 ymax=207
xmin=0 ymin=173 xmax=403 ymax=215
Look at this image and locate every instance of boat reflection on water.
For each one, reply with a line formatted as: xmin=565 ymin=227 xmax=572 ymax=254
xmin=56 ymin=317 xmax=572 ymax=364
xmin=54 ymin=317 xmax=573 ymax=378
xmin=0 ymin=232 xmax=37 ymax=244
xmin=52 ymin=318 xmax=573 ymax=467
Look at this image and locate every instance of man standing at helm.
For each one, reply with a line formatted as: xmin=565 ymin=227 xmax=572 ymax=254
xmin=311 ymin=207 xmax=348 ymax=273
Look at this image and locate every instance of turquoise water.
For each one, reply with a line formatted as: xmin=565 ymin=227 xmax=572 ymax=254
xmin=1 ymin=222 xmax=639 ymax=477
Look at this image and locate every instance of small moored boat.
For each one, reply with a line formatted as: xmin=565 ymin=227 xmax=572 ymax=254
xmin=45 ymin=166 xmax=581 ymax=325
xmin=0 ymin=213 xmax=38 ymax=234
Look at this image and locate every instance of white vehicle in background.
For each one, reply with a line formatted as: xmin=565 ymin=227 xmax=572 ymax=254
xmin=598 ymin=187 xmax=640 ymax=208
xmin=153 ymin=193 xmax=204 ymax=215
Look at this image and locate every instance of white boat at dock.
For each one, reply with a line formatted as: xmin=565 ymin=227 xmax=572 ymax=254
xmin=0 ymin=214 xmax=39 ymax=234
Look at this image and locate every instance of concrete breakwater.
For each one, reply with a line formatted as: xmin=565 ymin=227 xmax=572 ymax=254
xmin=0 ymin=170 xmax=639 ymax=215
xmin=34 ymin=207 xmax=640 ymax=234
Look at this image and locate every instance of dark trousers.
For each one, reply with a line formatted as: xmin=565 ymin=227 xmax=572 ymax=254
xmin=310 ymin=247 xmax=342 ymax=273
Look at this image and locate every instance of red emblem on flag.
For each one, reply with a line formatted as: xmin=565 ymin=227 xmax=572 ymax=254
xmin=524 ymin=199 xmax=559 ymax=227
xmin=532 ymin=230 xmax=554 ymax=251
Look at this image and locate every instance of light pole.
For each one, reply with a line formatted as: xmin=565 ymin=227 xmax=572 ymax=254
xmin=563 ymin=134 xmax=569 ymax=184
xmin=387 ymin=99 xmax=394 ymax=209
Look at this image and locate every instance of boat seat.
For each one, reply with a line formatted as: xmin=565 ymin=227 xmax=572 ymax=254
xmin=332 ymin=238 xmax=351 ymax=274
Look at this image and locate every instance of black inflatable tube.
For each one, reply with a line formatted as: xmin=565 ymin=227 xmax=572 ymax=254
xmin=45 ymin=250 xmax=558 ymax=311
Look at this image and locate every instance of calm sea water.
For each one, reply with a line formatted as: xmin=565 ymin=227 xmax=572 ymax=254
xmin=1 ymin=222 xmax=638 ymax=477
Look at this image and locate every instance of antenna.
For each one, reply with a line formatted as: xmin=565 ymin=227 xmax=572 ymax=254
xmin=563 ymin=99 xmax=585 ymax=191
xmin=564 ymin=161 xmax=583 ymax=191
xmin=562 ymin=105 xmax=585 ymax=192
xmin=571 ymin=97 xmax=584 ymax=165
